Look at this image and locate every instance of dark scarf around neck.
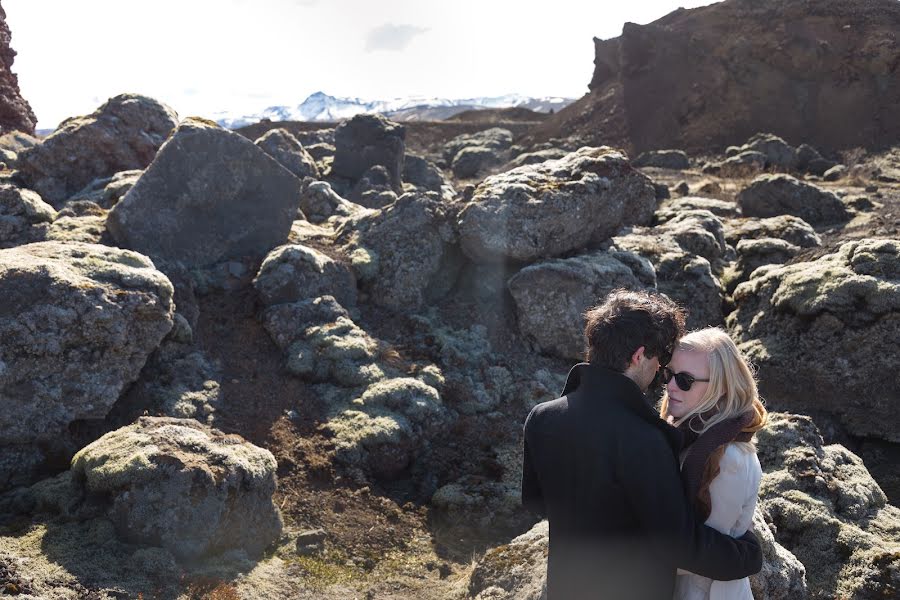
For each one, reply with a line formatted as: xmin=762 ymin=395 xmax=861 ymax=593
xmin=678 ymin=409 xmax=755 ymax=518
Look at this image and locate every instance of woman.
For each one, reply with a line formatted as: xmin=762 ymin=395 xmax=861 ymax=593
xmin=659 ymin=327 xmax=768 ymax=600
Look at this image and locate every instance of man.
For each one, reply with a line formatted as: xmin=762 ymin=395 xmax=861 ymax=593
xmin=522 ymin=289 xmax=762 ymax=599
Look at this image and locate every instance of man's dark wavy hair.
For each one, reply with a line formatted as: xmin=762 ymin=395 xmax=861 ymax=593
xmin=583 ymin=288 xmax=686 ymax=371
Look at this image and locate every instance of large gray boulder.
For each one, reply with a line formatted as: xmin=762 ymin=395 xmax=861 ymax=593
xmin=632 ymin=149 xmax=690 ymax=170
xmin=0 ymin=183 xmax=55 ymax=248
xmin=508 ymin=249 xmax=656 ymax=360
xmin=336 ymin=192 xmax=460 ymax=310
xmin=70 ymin=416 xmax=283 ymax=560
xmin=443 ymin=128 xmax=513 ymax=164
xmin=756 ymin=413 xmax=900 ymax=599
xmin=736 ymin=174 xmax=850 ymax=225
xmin=331 ymin=114 xmax=405 ymax=192
xmin=451 ymin=145 xmax=505 ymax=179
xmin=728 ymin=239 xmax=900 ymax=441
xmin=253 ymin=244 xmax=357 ymax=308
xmin=458 ymin=147 xmax=657 ymax=263
xmin=254 ymin=128 xmax=320 ymax=180
xmin=402 ymin=154 xmax=448 ymax=192
xmin=107 ymin=119 xmax=302 ymax=268
xmin=16 ymin=94 xmax=178 ymax=206
xmin=0 ymin=242 xmax=174 ymax=486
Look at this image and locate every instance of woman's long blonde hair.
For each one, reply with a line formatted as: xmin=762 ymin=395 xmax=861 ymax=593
xmin=659 ymin=327 xmax=767 ymax=436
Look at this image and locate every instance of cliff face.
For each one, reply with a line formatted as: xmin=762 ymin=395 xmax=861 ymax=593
xmin=535 ymin=0 xmax=900 ymax=154
xmin=0 ymin=3 xmax=36 ymax=135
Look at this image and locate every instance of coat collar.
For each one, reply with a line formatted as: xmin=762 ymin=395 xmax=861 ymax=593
xmin=561 ymin=362 xmax=684 ymax=452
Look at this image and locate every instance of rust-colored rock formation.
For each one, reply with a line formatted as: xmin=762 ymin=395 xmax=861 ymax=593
xmin=532 ymin=0 xmax=900 ymax=154
xmin=0 ymin=3 xmax=36 ymax=135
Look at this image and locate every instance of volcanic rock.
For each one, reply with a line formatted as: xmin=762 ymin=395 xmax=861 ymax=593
xmin=656 ymin=197 xmax=740 ymax=222
xmin=723 ymin=214 xmax=821 ymax=248
xmin=254 ymin=243 xmax=357 ymax=308
xmin=336 ymin=192 xmax=460 ymax=310
xmin=728 ymin=239 xmax=900 ymax=441
xmin=331 ymin=114 xmax=405 ymax=192
xmin=451 ymin=145 xmax=505 ymax=179
xmin=736 ymin=174 xmax=850 ymax=225
xmin=0 ymin=183 xmax=55 ymax=247
xmin=16 ymin=94 xmax=178 ymax=206
xmin=0 ymin=241 xmax=174 ymax=486
xmin=107 ymin=119 xmax=301 ymax=268
xmin=532 ymin=0 xmax=900 ymax=154
xmin=755 ymin=413 xmax=900 ymax=598
xmin=402 ymin=154 xmax=447 ymax=193
xmin=67 ymin=169 xmax=142 ymax=209
xmin=70 ymin=416 xmax=283 ymax=560
xmin=633 ymin=149 xmax=690 ymax=170
xmin=613 ymin=210 xmax=727 ymax=329
xmin=254 ymin=128 xmax=320 ymax=180
xmin=298 ymin=179 xmax=367 ymax=224
xmin=457 ymin=147 xmax=656 ymax=263
xmin=0 ymin=9 xmax=36 ymax=135
xmin=443 ymin=128 xmax=513 ymax=164
xmin=508 ymin=248 xmax=656 ymax=360
xmin=506 ymin=148 xmax=568 ymax=169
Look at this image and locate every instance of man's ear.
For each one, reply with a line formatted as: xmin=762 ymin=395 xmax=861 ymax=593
xmin=630 ymin=345 xmax=646 ymax=367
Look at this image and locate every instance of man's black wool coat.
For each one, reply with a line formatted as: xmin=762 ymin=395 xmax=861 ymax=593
xmin=522 ymin=363 xmax=762 ymax=599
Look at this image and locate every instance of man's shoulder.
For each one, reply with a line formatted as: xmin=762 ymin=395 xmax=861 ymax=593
xmin=525 ymin=396 xmax=569 ymax=424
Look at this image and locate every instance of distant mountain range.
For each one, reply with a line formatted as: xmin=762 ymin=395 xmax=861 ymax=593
xmin=211 ymin=91 xmax=575 ymax=128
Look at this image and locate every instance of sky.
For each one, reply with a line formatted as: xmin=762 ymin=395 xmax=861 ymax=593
xmin=4 ymin=0 xmax=719 ymax=129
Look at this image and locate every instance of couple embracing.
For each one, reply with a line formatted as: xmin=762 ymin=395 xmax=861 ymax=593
xmin=522 ymin=289 xmax=767 ymax=599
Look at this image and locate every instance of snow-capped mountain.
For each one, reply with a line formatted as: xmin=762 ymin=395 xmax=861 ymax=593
xmin=212 ymin=91 xmax=573 ymax=128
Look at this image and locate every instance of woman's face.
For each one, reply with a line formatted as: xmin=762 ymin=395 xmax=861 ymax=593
xmin=665 ymin=349 xmax=710 ymax=419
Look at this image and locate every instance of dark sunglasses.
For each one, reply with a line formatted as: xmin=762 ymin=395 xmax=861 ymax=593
xmin=661 ymin=367 xmax=709 ymax=391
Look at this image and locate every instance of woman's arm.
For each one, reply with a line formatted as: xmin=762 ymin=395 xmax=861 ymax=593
xmin=706 ymin=444 xmax=761 ymax=536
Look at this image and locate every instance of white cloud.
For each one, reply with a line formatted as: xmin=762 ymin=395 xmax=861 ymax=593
xmin=364 ymin=23 xmax=430 ymax=52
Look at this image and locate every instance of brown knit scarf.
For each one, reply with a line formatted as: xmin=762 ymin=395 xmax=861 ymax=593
xmin=678 ymin=410 xmax=755 ymax=520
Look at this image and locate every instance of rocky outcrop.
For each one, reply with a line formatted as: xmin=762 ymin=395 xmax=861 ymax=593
xmin=70 ymin=416 xmax=283 ymax=560
xmin=107 ymin=119 xmax=301 ymax=268
xmin=331 ymin=114 xmax=405 ymax=192
xmin=532 ymin=0 xmax=900 ymax=154
xmin=335 ymin=192 xmax=460 ymax=310
xmin=755 ymin=413 xmax=900 ymax=598
xmin=0 ymin=241 xmax=174 ymax=488
xmin=728 ymin=239 xmax=900 ymax=441
xmin=508 ymin=249 xmax=656 ymax=360
xmin=0 ymin=8 xmax=36 ymax=135
xmin=736 ymin=174 xmax=850 ymax=225
xmin=16 ymin=94 xmax=178 ymax=206
xmin=613 ymin=209 xmax=728 ymax=329
xmin=457 ymin=147 xmax=656 ymax=263
xmin=0 ymin=183 xmax=55 ymax=247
